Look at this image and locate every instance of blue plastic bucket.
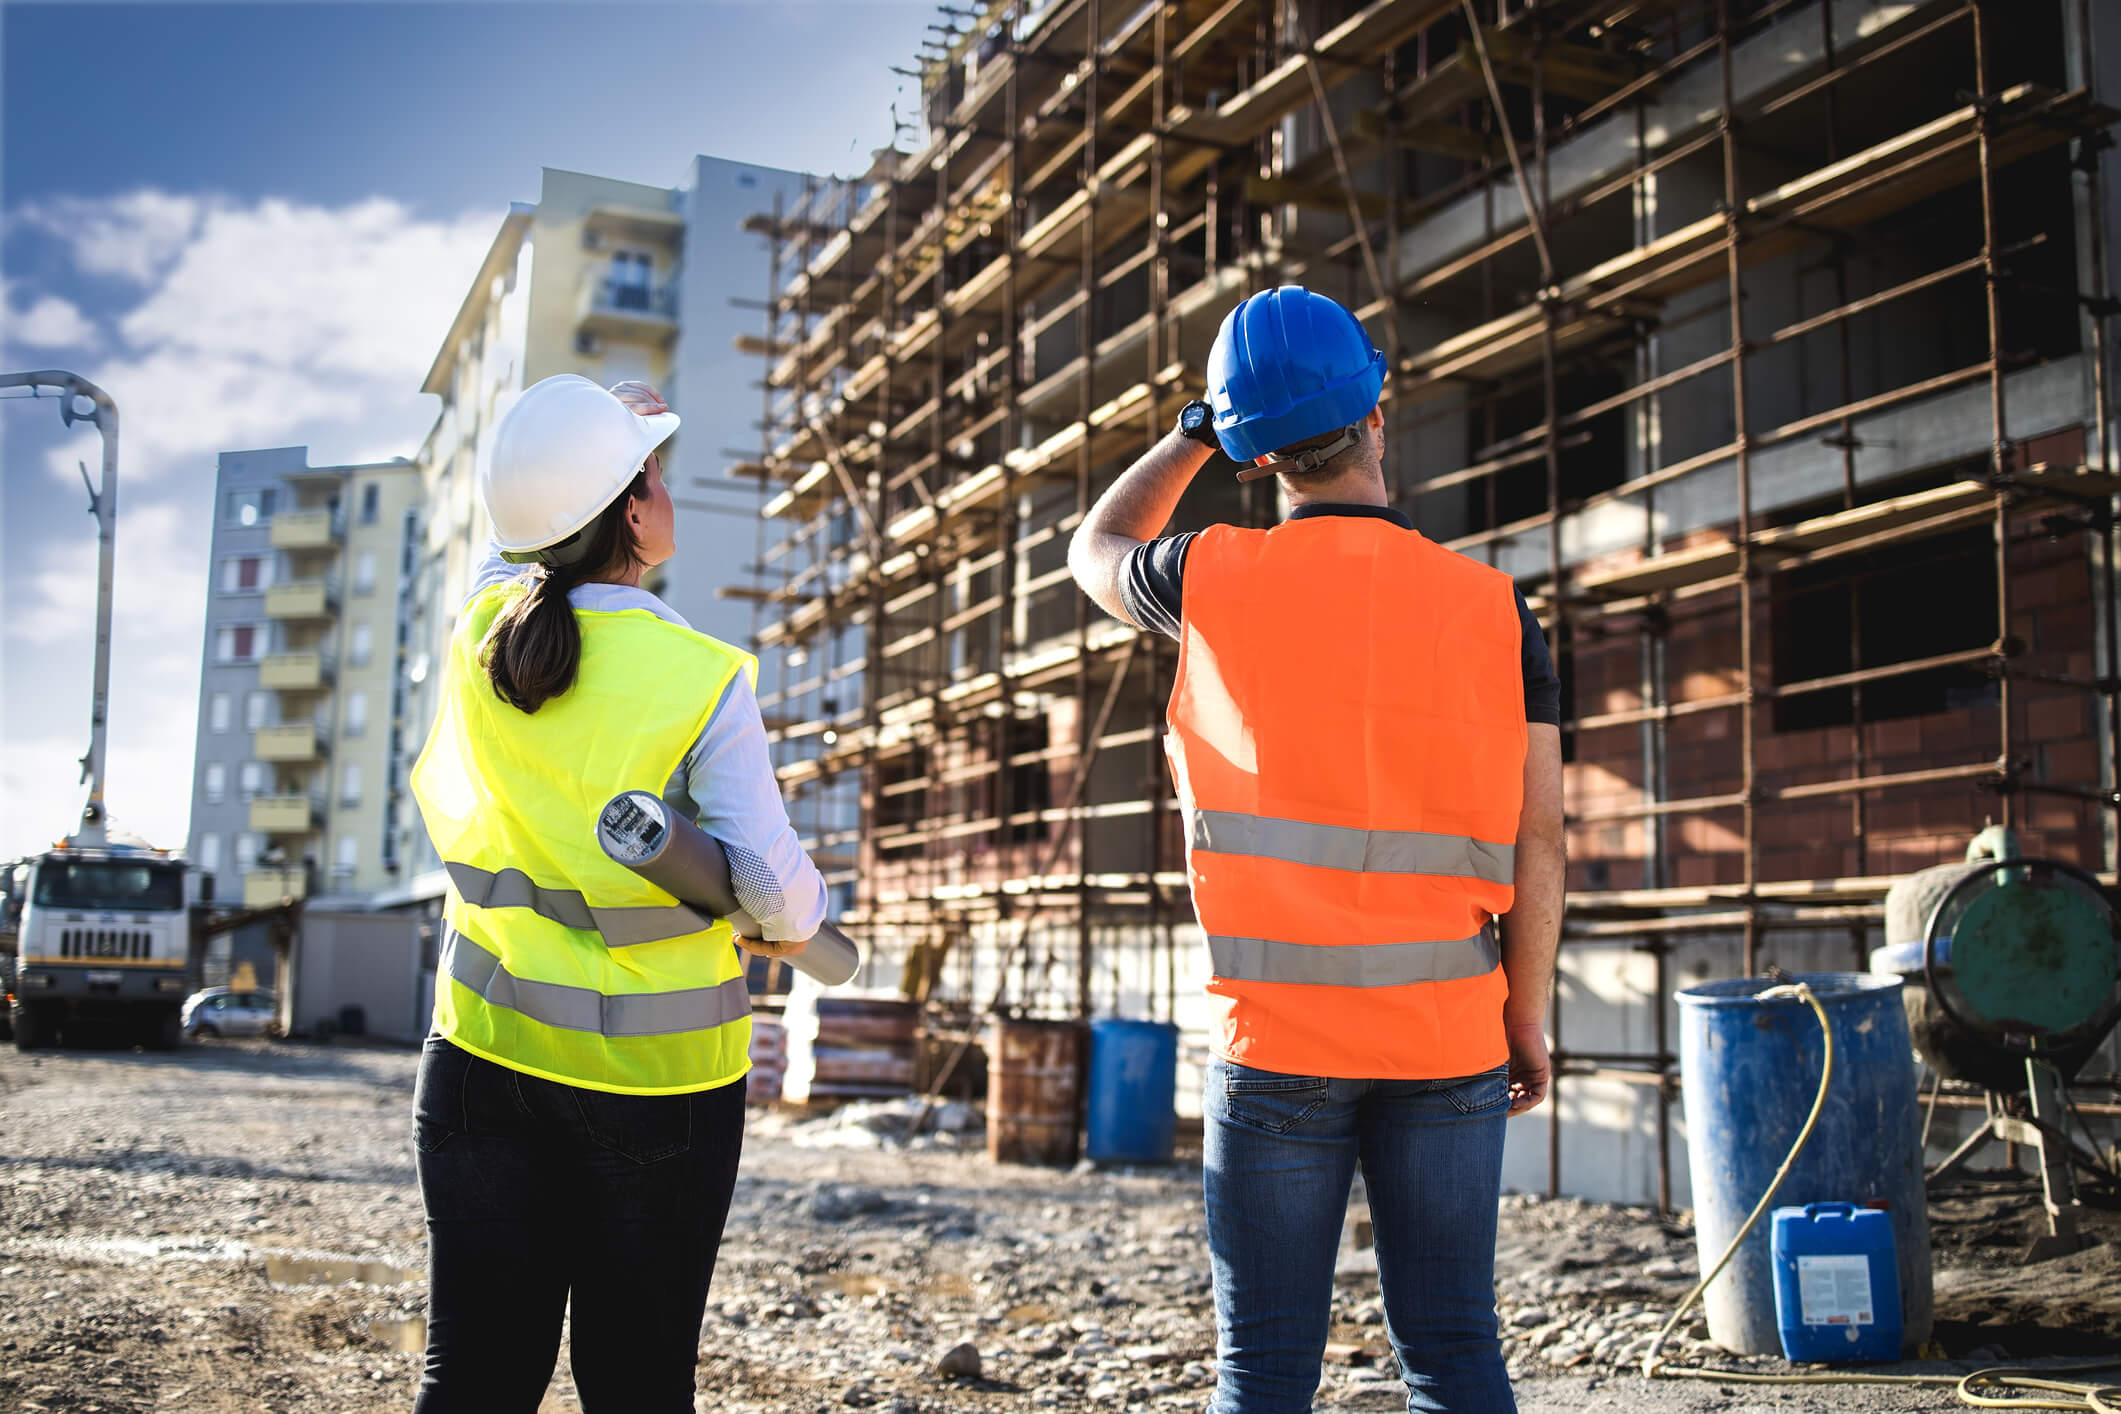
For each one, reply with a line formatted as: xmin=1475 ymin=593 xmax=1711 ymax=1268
xmin=1085 ymin=1018 xmax=1179 ymax=1163
xmin=1675 ymin=973 xmax=1931 ymax=1357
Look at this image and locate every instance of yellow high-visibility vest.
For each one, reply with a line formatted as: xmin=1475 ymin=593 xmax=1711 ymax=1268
xmin=411 ymin=582 xmax=756 ymax=1095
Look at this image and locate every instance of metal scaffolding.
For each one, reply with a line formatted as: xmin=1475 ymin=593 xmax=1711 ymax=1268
xmin=736 ymin=0 xmax=2121 ymax=1205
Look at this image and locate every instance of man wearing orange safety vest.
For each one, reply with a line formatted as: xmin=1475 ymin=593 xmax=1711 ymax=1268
xmin=1069 ymin=286 xmax=1565 ymax=1413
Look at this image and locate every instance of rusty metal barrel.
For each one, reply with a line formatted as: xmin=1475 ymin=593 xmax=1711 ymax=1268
xmin=985 ymin=1018 xmax=1083 ymax=1165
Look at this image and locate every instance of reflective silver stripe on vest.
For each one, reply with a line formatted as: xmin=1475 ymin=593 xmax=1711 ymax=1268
xmin=443 ymin=926 xmax=749 ymax=1037
xmin=445 ymin=862 xmax=712 ymax=948
xmin=1188 ymin=809 xmax=1514 ymax=884
xmin=1207 ymin=928 xmax=1500 ymax=988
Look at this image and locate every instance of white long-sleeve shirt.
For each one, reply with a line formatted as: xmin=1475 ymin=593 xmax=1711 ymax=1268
xmin=468 ymin=547 xmax=828 ymax=942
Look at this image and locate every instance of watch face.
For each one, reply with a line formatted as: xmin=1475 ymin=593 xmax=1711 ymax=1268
xmin=1181 ymin=403 xmax=1210 ymax=432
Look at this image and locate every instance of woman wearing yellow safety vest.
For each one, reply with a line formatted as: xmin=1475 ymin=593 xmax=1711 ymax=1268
xmin=408 ymin=374 xmax=827 ymax=1411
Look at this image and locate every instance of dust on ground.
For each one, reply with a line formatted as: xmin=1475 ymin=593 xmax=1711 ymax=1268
xmin=0 ymin=1041 xmax=2113 ymax=1413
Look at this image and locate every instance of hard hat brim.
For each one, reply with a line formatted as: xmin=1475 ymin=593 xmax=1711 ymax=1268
xmin=490 ymin=407 xmax=680 ymax=555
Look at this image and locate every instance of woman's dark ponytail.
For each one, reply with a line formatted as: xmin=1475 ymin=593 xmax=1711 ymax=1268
xmin=481 ymin=470 xmax=649 ymax=713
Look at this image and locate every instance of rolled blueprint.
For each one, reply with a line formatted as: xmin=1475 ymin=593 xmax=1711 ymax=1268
xmin=595 ymin=789 xmax=860 ymax=986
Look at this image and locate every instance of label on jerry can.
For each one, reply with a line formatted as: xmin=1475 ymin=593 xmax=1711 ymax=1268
xmin=1796 ymin=1255 xmax=1874 ymax=1327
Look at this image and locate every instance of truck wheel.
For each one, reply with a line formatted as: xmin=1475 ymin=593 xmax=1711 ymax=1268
xmin=156 ymin=1010 xmax=184 ymax=1051
xmin=12 ymin=1004 xmax=50 ymax=1051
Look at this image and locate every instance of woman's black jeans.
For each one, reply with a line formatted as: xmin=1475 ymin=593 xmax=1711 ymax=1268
xmin=411 ymin=1034 xmax=747 ymax=1412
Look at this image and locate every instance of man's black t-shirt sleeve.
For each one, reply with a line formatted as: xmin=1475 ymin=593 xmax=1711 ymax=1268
xmin=1117 ymin=533 xmax=1563 ymax=726
xmin=1118 ymin=532 xmax=1196 ymax=641
xmin=1516 ymin=592 xmax=1562 ymax=727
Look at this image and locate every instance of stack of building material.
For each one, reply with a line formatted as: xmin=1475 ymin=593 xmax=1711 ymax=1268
xmin=780 ymin=978 xmax=919 ymax=1103
xmin=746 ymin=1015 xmax=787 ymax=1104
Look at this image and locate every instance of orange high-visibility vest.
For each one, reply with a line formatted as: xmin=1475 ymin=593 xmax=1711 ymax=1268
xmin=1165 ymin=516 xmax=1527 ymax=1079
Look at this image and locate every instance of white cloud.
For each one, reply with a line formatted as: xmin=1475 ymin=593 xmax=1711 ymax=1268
xmin=9 ymin=293 xmax=100 ymax=350
xmin=2 ymin=188 xmax=495 ymax=858
xmin=121 ymin=196 xmax=488 ymax=379
xmin=17 ymin=190 xmax=204 ymax=285
xmin=12 ymin=501 xmax=201 ymax=648
xmin=33 ymin=192 xmax=492 ymax=485
xmin=1 ymin=718 xmax=200 ymax=862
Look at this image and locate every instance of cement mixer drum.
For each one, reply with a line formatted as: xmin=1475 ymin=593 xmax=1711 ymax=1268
xmin=1875 ymin=833 xmax=2118 ymax=1093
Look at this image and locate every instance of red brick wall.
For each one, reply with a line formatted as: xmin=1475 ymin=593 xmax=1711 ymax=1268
xmin=1563 ymin=518 xmax=2105 ymax=892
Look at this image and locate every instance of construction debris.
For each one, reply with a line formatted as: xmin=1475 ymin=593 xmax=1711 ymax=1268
xmin=3 ymin=1043 xmax=2115 ymax=1413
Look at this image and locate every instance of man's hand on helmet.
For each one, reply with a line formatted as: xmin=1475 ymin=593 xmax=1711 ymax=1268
xmin=610 ymin=381 xmax=669 ymax=417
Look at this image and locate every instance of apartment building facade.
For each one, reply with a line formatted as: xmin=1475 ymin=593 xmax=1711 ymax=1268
xmin=186 ymin=448 xmax=421 ymax=911
xmin=382 ymin=157 xmax=814 ymax=893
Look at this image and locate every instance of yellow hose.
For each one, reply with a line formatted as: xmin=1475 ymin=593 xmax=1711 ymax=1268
xmin=1640 ymin=982 xmax=2121 ymax=1412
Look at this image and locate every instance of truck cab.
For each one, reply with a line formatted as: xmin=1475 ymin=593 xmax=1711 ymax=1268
xmin=9 ymin=845 xmax=194 ymax=1050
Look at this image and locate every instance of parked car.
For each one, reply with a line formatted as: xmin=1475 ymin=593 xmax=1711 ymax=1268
xmin=181 ymin=988 xmax=277 ymax=1039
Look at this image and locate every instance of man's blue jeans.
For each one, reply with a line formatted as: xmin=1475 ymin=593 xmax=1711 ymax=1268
xmin=1203 ymin=1057 xmax=1517 ymax=1414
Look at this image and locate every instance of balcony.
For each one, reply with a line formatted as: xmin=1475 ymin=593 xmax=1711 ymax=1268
xmin=259 ymin=650 xmax=335 ymax=691
xmin=576 ymin=269 xmax=679 ymax=345
xmin=249 ymin=793 xmax=321 ymax=835
xmin=270 ymin=508 xmax=343 ymax=550
xmin=264 ymin=577 xmax=339 ymax=620
xmin=242 ymin=867 xmax=308 ymax=908
xmin=254 ymin=724 xmax=328 ymax=762
xmin=584 ymin=201 xmax=682 ymax=246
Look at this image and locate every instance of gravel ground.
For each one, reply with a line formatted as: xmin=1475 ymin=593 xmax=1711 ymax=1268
xmin=0 ymin=1040 xmax=2113 ymax=1414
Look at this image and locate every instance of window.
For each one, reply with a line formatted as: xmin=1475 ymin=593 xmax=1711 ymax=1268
xmin=609 ymin=251 xmax=653 ymax=309
xmin=235 ymin=833 xmax=260 ymax=870
xmin=31 ymin=861 xmax=183 ymax=910
xmin=1771 ymin=526 xmax=2001 ymax=733
xmin=345 ymin=691 xmax=368 ymax=737
xmin=341 ymin=762 xmax=362 ymax=806
xmin=1463 ymin=370 xmax=1629 ymax=533
xmin=238 ymin=762 xmax=265 ymax=801
xmin=335 ymin=836 xmax=358 ymax=877
xmin=354 ymin=550 xmax=377 ymax=595
xmin=203 ymin=763 xmax=226 ymax=804
xmin=313 ymin=698 xmax=334 ymax=734
xmin=196 ymin=833 xmax=221 ymax=875
xmin=224 ymin=488 xmax=277 ymax=526
xmin=360 ymin=482 xmax=380 ymax=525
xmin=219 ymin=556 xmax=270 ymax=593
xmin=209 ymin=693 xmax=231 ymax=734
xmin=244 ymin=691 xmax=272 ymax=731
xmin=350 ymin=622 xmax=373 ymax=667
xmin=215 ymin=624 xmax=261 ymax=663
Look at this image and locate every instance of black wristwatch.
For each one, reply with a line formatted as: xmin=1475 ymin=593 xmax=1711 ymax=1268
xmin=1176 ymin=399 xmax=1220 ymax=450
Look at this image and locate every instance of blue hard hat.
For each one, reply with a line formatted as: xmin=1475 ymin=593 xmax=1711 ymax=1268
xmin=1206 ymin=286 xmax=1386 ymax=463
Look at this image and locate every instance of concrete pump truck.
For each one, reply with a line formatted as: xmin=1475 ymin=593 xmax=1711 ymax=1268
xmin=1 ymin=371 xmax=195 ymax=1049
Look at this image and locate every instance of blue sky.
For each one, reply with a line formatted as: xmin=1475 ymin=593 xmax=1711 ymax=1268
xmin=1 ymin=0 xmax=934 ymax=858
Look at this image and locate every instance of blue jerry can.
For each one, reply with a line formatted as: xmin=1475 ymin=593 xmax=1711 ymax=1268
xmin=1771 ymin=1203 xmax=1904 ymax=1363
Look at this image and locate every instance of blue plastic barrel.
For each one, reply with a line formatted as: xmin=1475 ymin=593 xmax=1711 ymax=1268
xmin=1675 ymin=973 xmax=1931 ymax=1357
xmin=1772 ymin=1202 xmax=1903 ymax=1363
xmin=1085 ymin=1019 xmax=1180 ymax=1163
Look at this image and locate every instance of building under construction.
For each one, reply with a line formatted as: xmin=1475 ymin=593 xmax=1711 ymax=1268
xmin=733 ymin=0 xmax=2121 ymax=1205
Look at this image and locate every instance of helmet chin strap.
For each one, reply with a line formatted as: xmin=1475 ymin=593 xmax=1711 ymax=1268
xmin=499 ymin=530 xmax=597 ymax=568
xmin=1234 ymin=423 xmax=1361 ymax=483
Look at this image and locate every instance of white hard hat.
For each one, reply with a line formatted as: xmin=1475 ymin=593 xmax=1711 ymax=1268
xmin=481 ymin=374 xmax=680 ymax=563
